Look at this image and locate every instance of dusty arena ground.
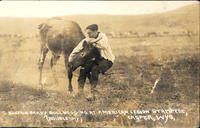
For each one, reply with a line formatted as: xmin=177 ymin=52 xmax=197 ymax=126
xmin=0 ymin=34 xmax=199 ymax=127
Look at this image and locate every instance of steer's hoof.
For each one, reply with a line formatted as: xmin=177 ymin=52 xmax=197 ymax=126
xmin=39 ymin=82 xmax=44 ymax=90
xmin=68 ymin=88 xmax=73 ymax=93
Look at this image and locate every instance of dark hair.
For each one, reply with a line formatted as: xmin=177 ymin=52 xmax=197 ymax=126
xmin=86 ymin=24 xmax=98 ymax=31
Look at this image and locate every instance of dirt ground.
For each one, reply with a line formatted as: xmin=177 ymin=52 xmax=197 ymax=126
xmin=0 ymin=32 xmax=199 ymax=127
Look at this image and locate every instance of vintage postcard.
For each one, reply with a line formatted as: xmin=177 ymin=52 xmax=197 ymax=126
xmin=0 ymin=1 xmax=199 ymax=127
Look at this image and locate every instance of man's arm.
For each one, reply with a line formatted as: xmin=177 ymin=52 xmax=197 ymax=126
xmin=68 ymin=40 xmax=84 ymax=62
xmin=85 ymin=33 xmax=108 ymax=49
xmin=92 ymin=33 xmax=108 ymax=49
xmin=85 ymin=34 xmax=103 ymax=44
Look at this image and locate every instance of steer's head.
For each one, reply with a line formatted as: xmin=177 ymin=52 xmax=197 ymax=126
xmin=68 ymin=41 xmax=100 ymax=71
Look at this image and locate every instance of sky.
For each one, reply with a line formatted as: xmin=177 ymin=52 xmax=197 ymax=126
xmin=0 ymin=1 xmax=198 ymax=17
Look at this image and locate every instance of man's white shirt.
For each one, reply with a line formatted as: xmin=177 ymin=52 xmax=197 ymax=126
xmin=68 ymin=32 xmax=115 ymax=63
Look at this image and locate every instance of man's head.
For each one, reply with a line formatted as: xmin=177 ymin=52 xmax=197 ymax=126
xmin=85 ymin=24 xmax=98 ymax=38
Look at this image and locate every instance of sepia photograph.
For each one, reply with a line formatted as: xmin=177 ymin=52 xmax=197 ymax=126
xmin=0 ymin=1 xmax=199 ymax=127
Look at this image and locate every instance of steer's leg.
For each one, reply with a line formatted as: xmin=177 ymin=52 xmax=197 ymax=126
xmin=78 ymin=68 xmax=87 ymax=92
xmin=68 ymin=67 xmax=73 ymax=92
xmin=38 ymin=47 xmax=49 ymax=87
xmin=50 ymin=54 xmax=60 ymax=68
xmin=50 ymin=54 xmax=60 ymax=85
xmin=64 ymin=56 xmax=73 ymax=92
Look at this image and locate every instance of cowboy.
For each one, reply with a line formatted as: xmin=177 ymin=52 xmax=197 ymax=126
xmin=69 ymin=24 xmax=115 ymax=97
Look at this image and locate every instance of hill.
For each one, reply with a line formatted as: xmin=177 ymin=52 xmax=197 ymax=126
xmin=0 ymin=4 xmax=198 ymax=36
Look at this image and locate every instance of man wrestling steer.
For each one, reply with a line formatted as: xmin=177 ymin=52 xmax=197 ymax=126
xmin=68 ymin=24 xmax=115 ymax=100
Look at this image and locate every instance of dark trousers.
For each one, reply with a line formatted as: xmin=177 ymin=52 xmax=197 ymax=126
xmin=78 ymin=58 xmax=113 ymax=90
